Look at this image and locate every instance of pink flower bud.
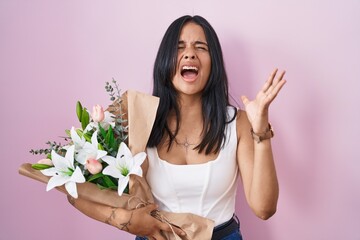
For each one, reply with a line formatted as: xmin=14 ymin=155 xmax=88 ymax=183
xmin=91 ymin=105 xmax=105 ymax=123
xmin=86 ymin=159 xmax=103 ymax=174
xmin=37 ymin=158 xmax=53 ymax=166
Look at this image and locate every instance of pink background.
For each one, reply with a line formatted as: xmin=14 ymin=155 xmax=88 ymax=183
xmin=1 ymin=1 xmax=360 ymax=239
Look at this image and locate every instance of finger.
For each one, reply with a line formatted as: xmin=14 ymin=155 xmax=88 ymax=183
xmin=274 ymin=71 xmax=286 ymax=85
xmin=144 ymin=203 xmax=158 ymax=213
xmin=266 ymin=78 xmax=287 ymax=101
xmin=261 ymin=68 xmax=278 ymax=92
xmin=272 ymin=70 xmax=286 ymax=87
xmin=271 ymin=78 xmax=287 ymax=97
xmin=277 ymin=70 xmax=286 ymax=81
xmin=241 ymin=96 xmax=250 ymax=106
xmin=265 ymin=70 xmax=286 ymax=95
xmin=159 ymin=222 xmax=186 ymax=237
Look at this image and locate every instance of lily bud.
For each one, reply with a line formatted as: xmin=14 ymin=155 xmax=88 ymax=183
xmin=37 ymin=158 xmax=53 ymax=166
xmin=91 ymin=105 xmax=105 ymax=123
xmin=86 ymin=159 xmax=103 ymax=174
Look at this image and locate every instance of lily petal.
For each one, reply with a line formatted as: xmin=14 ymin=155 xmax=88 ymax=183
xmin=103 ymin=165 xmax=123 ymax=178
xmin=65 ymin=181 xmax=78 ymax=198
xmin=133 ymin=152 xmax=146 ymax=166
xmin=117 ymin=175 xmax=129 ymax=196
xmin=64 ymin=145 xmax=76 ymax=169
xmin=84 ymin=122 xmax=96 ymax=133
xmin=91 ymin=130 xmax=98 ymax=146
xmin=70 ymin=166 xmax=86 ymax=183
xmin=71 ymin=127 xmax=85 ymax=149
xmin=96 ymin=150 xmax=108 ymax=159
xmin=46 ymin=175 xmax=70 ymax=191
xmin=102 ymin=155 xmax=117 ymax=166
xmin=130 ymin=165 xmax=143 ymax=177
xmin=41 ymin=167 xmax=58 ymax=177
xmin=100 ymin=111 xmax=115 ymax=130
xmin=76 ymin=143 xmax=95 ymax=165
xmin=118 ymin=142 xmax=133 ymax=160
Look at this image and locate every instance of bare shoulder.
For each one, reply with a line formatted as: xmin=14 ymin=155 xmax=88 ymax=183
xmin=235 ymin=109 xmax=251 ymax=140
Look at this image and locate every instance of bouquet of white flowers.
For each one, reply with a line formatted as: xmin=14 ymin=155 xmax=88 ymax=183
xmin=19 ymin=80 xmax=214 ymax=240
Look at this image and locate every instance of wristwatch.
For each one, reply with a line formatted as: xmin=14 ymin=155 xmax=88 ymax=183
xmin=250 ymin=123 xmax=274 ymax=143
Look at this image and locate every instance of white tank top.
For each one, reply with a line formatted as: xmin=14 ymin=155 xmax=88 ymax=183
xmin=146 ymin=107 xmax=238 ymax=226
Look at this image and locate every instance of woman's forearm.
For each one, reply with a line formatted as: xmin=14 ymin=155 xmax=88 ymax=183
xmin=248 ymin=139 xmax=279 ymax=220
xmin=67 ymin=195 xmax=132 ymax=230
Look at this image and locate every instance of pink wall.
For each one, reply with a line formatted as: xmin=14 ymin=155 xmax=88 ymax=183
xmin=1 ymin=1 xmax=359 ymax=239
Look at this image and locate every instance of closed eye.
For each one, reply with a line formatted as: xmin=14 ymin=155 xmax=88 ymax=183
xmin=195 ymin=41 xmax=208 ymax=51
xmin=178 ymin=41 xmax=185 ymax=50
xmin=196 ymin=46 xmax=208 ymax=51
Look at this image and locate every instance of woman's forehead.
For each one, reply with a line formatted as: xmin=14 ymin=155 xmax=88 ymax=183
xmin=179 ymin=22 xmax=207 ymax=43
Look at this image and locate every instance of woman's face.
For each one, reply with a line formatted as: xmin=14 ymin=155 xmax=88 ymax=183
xmin=172 ymin=22 xmax=211 ymax=98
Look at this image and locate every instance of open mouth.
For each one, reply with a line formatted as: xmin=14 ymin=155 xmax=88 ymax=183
xmin=181 ymin=66 xmax=199 ymax=80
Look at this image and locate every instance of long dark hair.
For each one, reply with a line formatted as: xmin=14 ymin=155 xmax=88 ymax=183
xmin=147 ymin=15 xmax=236 ymax=154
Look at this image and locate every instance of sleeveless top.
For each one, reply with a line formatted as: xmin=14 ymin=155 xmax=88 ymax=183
xmin=146 ymin=107 xmax=238 ymax=226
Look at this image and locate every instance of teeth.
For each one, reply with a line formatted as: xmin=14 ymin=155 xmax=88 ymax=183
xmin=182 ymin=66 xmax=198 ymax=71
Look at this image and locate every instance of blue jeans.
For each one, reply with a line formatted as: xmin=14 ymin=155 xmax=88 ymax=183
xmin=220 ymin=229 xmax=242 ymax=240
xmin=135 ymin=229 xmax=242 ymax=240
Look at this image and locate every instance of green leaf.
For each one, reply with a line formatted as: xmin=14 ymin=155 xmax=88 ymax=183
xmin=87 ymin=173 xmax=104 ymax=182
xmin=96 ymin=183 xmax=118 ymax=190
xmin=105 ymin=126 xmax=115 ymax=149
xmin=99 ymin=124 xmax=107 ymax=139
xmin=76 ymin=101 xmax=83 ymax=122
xmin=81 ymin=108 xmax=90 ymax=130
xmin=75 ymin=128 xmax=83 ymax=137
xmin=31 ymin=163 xmax=53 ymax=170
xmin=123 ymin=185 xmax=129 ymax=194
xmin=98 ymin=143 xmax=104 ymax=150
xmin=83 ymin=132 xmax=92 ymax=142
xmin=103 ymin=175 xmax=117 ymax=188
xmin=65 ymin=129 xmax=71 ymax=137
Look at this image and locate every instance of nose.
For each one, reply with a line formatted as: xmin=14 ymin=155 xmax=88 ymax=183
xmin=184 ymin=47 xmax=196 ymax=60
xmin=184 ymin=54 xmax=196 ymax=60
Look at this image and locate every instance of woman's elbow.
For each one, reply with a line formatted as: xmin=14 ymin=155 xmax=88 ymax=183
xmin=252 ymin=205 xmax=277 ymax=220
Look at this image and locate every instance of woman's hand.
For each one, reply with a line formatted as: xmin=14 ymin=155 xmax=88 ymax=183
xmin=241 ymin=68 xmax=286 ymax=132
xmin=129 ymin=204 xmax=186 ymax=240
xmin=67 ymin=196 xmax=186 ymax=240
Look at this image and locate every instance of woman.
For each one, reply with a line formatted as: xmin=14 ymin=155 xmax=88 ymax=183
xmin=70 ymin=15 xmax=286 ymax=240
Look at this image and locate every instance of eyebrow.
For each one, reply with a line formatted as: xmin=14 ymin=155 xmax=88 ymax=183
xmin=178 ymin=40 xmax=208 ymax=46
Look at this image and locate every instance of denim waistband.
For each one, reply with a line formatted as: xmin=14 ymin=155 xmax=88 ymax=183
xmin=212 ymin=215 xmax=240 ymax=240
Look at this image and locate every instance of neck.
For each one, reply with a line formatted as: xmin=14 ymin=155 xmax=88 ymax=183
xmin=168 ymin=94 xmax=203 ymax=132
xmin=179 ymin=98 xmax=202 ymax=124
xmin=177 ymin=94 xmax=202 ymax=116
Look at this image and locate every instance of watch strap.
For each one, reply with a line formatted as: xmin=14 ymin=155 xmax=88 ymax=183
xmin=250 ymin=123 xmax=274 ymax=143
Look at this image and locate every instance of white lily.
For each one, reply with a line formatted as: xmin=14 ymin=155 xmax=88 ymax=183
xmin=41 ymin=145 xmax=85 ymax=198
xmin=84 ymin=111 xmax=115 ymax=133
xmin=70 ymin=127 xmax=86 ymax=151
xmin=102 ymin=142 xmax=146 ymax=196
xmin=75 ymin=130 xmax=108 ymax=165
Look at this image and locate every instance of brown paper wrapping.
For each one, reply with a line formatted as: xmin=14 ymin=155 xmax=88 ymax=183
xmin=19 ymin=90 xmax=214 ymax=240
